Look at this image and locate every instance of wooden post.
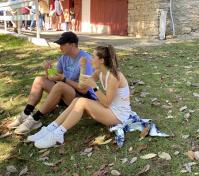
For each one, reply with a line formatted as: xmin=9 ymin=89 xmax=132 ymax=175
xmin=17 ymin=8 xmax=21 ymax=34
xmin=3 ymin=10 xmax=7 ymax=31
xmin=35 ymin=0 xmax=40 ymax=38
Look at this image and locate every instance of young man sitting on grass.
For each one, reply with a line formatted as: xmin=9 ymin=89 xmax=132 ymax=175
xmin=7 ymin=32 xmax=96 ymax=134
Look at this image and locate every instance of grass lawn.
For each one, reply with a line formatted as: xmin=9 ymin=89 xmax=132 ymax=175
xmin=0 ymin=34 xmax=199 ymax=175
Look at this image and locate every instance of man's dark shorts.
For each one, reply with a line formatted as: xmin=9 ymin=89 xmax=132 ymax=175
xmin=58 ymin=89 xmax=97 ymax=107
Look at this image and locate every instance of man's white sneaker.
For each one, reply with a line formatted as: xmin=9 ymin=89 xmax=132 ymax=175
xmin=7 ymin=112 xmax=28 ymax=129
xmin=27 ymin=126 xmax=50 ymax=142
xmin=14 ymin=115 xmax=42 ymax=135
xmin=34 ymin=132 xmax=64 ymax=149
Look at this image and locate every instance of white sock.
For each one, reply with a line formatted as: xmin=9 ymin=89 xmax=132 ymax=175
xmin=54 ymin=125 xmax=67 ymax=136
xmin=47 ymin=121 xmax=59 ymax=131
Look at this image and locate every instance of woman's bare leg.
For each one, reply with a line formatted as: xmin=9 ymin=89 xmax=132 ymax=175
xmin=56 ymin=98 xmax=121 ymax=130
xmin=53 ymin=98 xmax=79 ymax=125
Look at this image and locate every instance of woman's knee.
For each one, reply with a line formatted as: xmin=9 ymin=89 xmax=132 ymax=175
xmin=75 ymin=98 xmax=90 ymax=109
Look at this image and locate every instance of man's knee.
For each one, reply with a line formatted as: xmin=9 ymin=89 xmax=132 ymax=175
xmin=53 ymin=82 xmax=75 ymax=94
xmin=34 ymin=76 xmax=48 ymax=85
xmin=53 ymin=82 xmax=66 ymax=92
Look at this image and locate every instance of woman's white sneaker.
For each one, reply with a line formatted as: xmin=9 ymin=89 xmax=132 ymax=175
xmin=27 ymin=126 xmax=50 ymax=142
xmin=34 ymin=132 xmax=64 ymax=149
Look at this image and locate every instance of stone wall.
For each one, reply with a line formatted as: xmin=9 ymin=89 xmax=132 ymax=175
xmin=172 ymin=0 xmax=199 ymax=34
xmin=128 ymin=0 xmax=160 ymax=37
xmin=128 ymin=0 xmax=199 ymax=37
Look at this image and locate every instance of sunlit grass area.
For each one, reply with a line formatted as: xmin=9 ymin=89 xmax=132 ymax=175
xmin=0 ymin=34 xmax=199 ymax=175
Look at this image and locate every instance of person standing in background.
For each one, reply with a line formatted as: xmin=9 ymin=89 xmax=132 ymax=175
xmin=20 ymin=6 xmax=30 ymax=30
xmin=48 ymin=2 xmax=55 ymax=30
xmin=54 ymin=0 xmax=63 ymax=31
xmin=38 ymin=0 xmax=49 ymax=31
xmin=63 ymin=9 xmax=69 ymax=31
xmin=29 ymin=1 xmax=36 ymax=31
xmin=69 ymin=8 xmax=75 ymax=32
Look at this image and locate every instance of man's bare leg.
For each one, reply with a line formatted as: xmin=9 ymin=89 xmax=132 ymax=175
xmin=28 ymin=76 xmax=55 ymax=106
xmin=39 ymin=82 xmax=76 ymax=114
xmin=7 ymin=76 xmax=55 ymax=129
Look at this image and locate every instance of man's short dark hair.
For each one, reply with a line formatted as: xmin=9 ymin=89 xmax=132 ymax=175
xmin=54 ymin=32 xmax=78 ymax=45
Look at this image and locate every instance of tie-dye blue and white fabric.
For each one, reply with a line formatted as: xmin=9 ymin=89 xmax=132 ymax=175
xmin=109 ymin=111 xmax=170 ymax=147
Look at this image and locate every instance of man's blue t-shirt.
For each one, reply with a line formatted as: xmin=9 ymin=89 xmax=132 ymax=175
xmin=56 ymin=50 xmax=92 ymax=82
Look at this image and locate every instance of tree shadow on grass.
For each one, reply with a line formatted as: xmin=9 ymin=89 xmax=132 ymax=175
xmin=0 ymin=36 xmax=59 ymax=122
xmin=0 ymin=112 xmax=112 ymax=175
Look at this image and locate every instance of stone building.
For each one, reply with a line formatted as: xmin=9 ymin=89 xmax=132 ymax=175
xmin=50 ymin=0 xmax=199 ymax=37
xmin=128 ymin=0 xmax=199 ymax=37
xmin=1 ymin=0 xmax=198 ymax=37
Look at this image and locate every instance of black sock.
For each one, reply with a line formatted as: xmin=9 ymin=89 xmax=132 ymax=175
xmin=24 ymin=104 xmax=35 ymax=115
xmin=33 ymin=111 xmax=44 ymax=121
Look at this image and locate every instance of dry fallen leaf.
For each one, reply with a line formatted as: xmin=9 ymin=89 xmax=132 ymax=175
xmin=182 ymin=135 xmax=189 ymax=139
xmin=80 ymin=147 xmax=93 ymax=156
xmin=120 ymin=158 xmax=128 ymax=164
xmin=73 ymin=173 xmax=80 ymax=176
xmin=174 ymin=151 xmax=180 ymax=155
xmin=0 ymin=131 xmax=12 ymax=139
xmin=187 ymin=151 xmax=199 ymax=160
xmin=158 ymin=152 xmax=171 ymax=160
xmin=92 ymin=164 xmax=109 ymax=176
xmin=139 ymin=126 xmax=150 ymax=140
xmin=6 ymin=165 xmax=17 ymax=173
xmin=87 ymin=152 xmax=92 ymax=157
xmin=194 ymin=151 xmax=199 ymax=160
xmin=191 ymin=83 xmax=199 ymax=88
xmin=165 ymin=115 xmax=174 ymax=119
xmin=137 ymin=144 xmax=148 ymax=153
xmin=140 ymin=92 xmax=149 ymax=98
xmin=193 ymin=93 xmax=199 ymax=98
xmin=184 ymin=113 xmax=191 ymax=121
xmin=183 ymin=162 xmax=197 ymax=173
xmin=91 ymin=135 xmax=112 ymax=145
xmin=38 ymin=156 xmax=49 ymax=161
xmin=38 ymin=149 xmax=49 ymax=153
xmin=136 ymin=164 xmax=150 ymax=176
xmin=162 ymin=105 xmax=173 ymax=109
xmin=140 ymin=153 xmax=157 ymax=160
xmin=137 ymin=80 xmax=145 ymax=85
xmin=19 ymin=166 xmax=28 ymax=176
xmin=84 ymin=147 xmax=93 ymax=153
xmin=39 ymin=150 xmax=50 ymax=158
xmin=151 ymin=101 xmax=161 ymax=107
xmin=187 ymin=151 xmax=195 ymax=160
xmin=111 ymin=169 xmax=121 ymax=176
xmin=130 ymin=157 xmax=137 ymax=164
xmin=58 ymin=145 xmax=66 ymax=155
xmin=43 ymin=159 xmax=63 ymax=167
xmin=43 ymin=162 xmax=55 ymax=166
xmin=180 ymin=106 xmax=187 ymax=112
xmin=128 ymin=146 xmax=133 ymax=153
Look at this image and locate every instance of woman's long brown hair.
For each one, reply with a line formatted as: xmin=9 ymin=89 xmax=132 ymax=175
xmin=95 ymin=45 xmax=119 ymax=79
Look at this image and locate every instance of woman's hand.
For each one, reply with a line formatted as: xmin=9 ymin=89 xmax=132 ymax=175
xmin=81 ymin=75 xmax=97 ymax=88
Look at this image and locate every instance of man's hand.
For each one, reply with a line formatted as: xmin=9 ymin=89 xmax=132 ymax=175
xmin=48 ymin=74 xmax=64 ymax=82
xmin=43 ymin=60 xmax=52 ymax=70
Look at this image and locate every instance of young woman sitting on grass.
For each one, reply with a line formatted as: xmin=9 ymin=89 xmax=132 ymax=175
xmin=28 ymin=45 xmax=132 ymax=149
